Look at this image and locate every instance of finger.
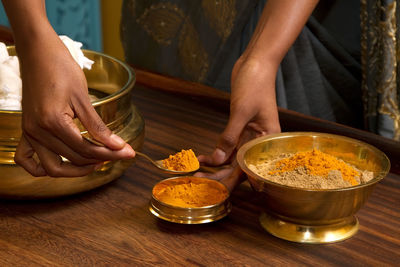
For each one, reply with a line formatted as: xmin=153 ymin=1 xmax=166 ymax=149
xmin=198 ymin=149 xmax=238 ymax=167
xmin=40 ymin=113 xmax=135 ymax=161
xmin=194 ymin=168 xmax=234 ymax=181
xmin=235 ymin=128 xmax=256 ymax=151
xmin=219 ymin=165 xmax=246 ymax=192
xmin=194 ymin=165 xmax=245 ymax=192
xmin=200 ymin=112 xmax=248 ymax=166
xmin=28 ymin=137 xmax=99 ymax=177
xmin=14 ymin=134 xmax=47 ymax=177
xmin=195 ymin=159 xmax=239 ymax=179
xmin=73 ymin=96 xmax=128 ymax=151
xmin=25 ymin=127 xmax=101 ymax=166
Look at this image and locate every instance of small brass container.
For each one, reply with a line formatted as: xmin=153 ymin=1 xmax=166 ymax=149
xmin=0 ymin=48 xmax=145 ymax=199
xmin=149 ymin=176 xmax=232 ymax=224
xmin=237 ymin=132 xmax=390 ymax=244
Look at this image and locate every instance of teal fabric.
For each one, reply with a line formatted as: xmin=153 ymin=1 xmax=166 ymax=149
xmin=0 ymin=0 xmax=102 ymax=51
xmin=0 ymin=5 xmax=8 ymax=27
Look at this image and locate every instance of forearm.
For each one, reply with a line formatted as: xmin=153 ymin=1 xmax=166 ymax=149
xmin=1 ymin=0 xmax=57 ymax=56
xmin=240 ymin=0 xmax=319 ymax=70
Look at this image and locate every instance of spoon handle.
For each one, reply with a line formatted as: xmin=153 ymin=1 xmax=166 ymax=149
xmin=83 ymin=135 xmax=163 ymax=169
xmin=82 ymin=134 xmax=105 ymax=147
xmin=135 ymin=151 xmax=160 ymax=168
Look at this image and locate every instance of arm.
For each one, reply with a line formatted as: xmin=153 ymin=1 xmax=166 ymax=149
xmin=2 ymin=0 xmax=135 ymax=177
xmin=197 ymin=0 xmax=319 ymax=189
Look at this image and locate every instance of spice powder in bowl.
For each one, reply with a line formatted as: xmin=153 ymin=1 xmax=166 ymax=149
xmin=150 ymin=176 xmax=232 ymax=224
xmin=248 ymin=149 xmax=374 ymax=189
xmin=152 ymin=177 xmax=228 ymax=208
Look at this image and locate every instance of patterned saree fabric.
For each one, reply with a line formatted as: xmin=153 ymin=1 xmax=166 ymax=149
xmin=361 ymin=0 xmax=400 ymax=140
xmin=121 ymin=0 xmax=400 ymax=140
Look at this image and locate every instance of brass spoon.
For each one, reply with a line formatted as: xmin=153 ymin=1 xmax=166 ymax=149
xmin=136 ymin=151 xmax=221 ymax=174
xmin=82 ymin=134 xmax=217 ymax=175
xmin=134 ymin=151 xmax=199 ymax=175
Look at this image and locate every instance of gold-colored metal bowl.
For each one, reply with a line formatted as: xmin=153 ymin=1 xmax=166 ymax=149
xmin=149 ymin=176 xmax=232 ymax=224
xmin=237 ymin=132 xmax=390 ymax=244
xmin=0 ymin=48 xmax=145 ymax=199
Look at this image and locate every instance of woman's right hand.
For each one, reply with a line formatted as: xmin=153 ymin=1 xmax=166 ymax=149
xmin=1 ymin=0 xmax=135 ymax=177
xmin=14 ymin=27 xmax=135 ymax=177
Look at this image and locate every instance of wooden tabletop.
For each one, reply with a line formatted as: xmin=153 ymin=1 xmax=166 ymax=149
xmin=0 ymin=84 xmax=399 ymax=266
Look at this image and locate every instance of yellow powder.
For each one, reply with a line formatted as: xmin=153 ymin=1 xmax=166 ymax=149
xmin=268 ymin=149 xmax=360 ymax=186
xmin=162 ymin=149 xmax=200 ymax=172
xmin=153 ymin=177 xmax=228 ymax=208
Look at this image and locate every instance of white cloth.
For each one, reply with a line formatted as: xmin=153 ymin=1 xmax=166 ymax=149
xmin=0 ymin=36 xmax=94 ymax=110
xmin=59 ymin=35 xmax=94 ymax=70
xmin=0 ymin=43 xmax=21 ymax=110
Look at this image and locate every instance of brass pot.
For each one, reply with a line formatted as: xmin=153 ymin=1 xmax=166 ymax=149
xmin=237 ymin=132 xmax=390 ymax=243
xmin=0 ymin=48 xmax=145 ymax=199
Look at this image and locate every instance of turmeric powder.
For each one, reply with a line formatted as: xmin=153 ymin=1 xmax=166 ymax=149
xmin=153 ymin=177 xmax=229 ymax=208
xmin=162 ymin=149 xmax=200 ymax=172
xmin=269 ymin=149 xmax=360 ymax=186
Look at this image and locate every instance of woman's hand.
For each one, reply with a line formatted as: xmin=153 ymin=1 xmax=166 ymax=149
xmin=196 ymin=57 xmax=281 ymax=191
xmin=201 ymin=57 xmax=281 ymax=164
xmin=2 ymin=0 xmax=136 ymax=177
xmin=196 ymin=0 xmax=319 ymax=190
xmin=13 ymin=24 xmax=135 ymax=177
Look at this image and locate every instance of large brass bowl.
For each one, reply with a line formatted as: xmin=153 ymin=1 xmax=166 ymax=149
xmin=237 ymin=132 xmax=390 ymax=244
xmin=0 ymin=48 xmax=145 ymax=199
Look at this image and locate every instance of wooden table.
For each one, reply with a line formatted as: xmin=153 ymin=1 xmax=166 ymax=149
xmin=0 ymin=84 xmax=399 ymax=266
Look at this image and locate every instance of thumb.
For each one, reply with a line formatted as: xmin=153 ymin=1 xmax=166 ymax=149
xmin=201 ymin=112 xmax=247 ymax=166
xmin=76 ymin=98 xmax=128 ymax=150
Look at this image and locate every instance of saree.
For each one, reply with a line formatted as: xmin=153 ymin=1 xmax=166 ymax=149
xmin=121 ymin=0 xmax=400 ymax=140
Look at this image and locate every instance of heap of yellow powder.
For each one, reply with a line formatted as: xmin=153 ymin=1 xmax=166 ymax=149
xmin=269 ymin=149 xmax=360 ymax=186
xmin=162 ymin=149 xmax=200 ymax=172
xmin=153 ymin=177 xmax=228 ymax=208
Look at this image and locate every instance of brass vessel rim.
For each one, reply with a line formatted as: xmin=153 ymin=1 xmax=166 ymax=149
xmin=151 ymin=176 xmax=230 ymax=210
xmin=237 ymin=131 xmax=391 ymax=192
xmin=0 ymin=48 xmax=135 ymax=113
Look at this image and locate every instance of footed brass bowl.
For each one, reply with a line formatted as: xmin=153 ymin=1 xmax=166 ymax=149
xmin=237 ymin=132 xmax=390 ymax=244
xmin=0 ymin=48 xmax=145 ymax=199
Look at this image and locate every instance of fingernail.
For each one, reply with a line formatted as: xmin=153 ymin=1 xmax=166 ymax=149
xmin=110 ymin=134 xmax=125 ymax=147
xmin=122 ymin=145 xmax=135 ymax=157
xmin=213 ymin=148 xmax=226 ymax=162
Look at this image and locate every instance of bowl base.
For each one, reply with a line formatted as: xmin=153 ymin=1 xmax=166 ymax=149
xmin=259 ymin=212 xmax=359 ymax=244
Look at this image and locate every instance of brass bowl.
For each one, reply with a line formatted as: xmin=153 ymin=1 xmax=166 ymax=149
xmin=149 ymin=176 xmax=232 ymax=224
xmin=0 ymin=48 xmax=145 ymax=199
xmin=237 ymin=132 xmax=390 ymax=244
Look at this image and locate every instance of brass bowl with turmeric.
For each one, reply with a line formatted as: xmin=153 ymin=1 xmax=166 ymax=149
xmin=150 ymin=176 xmax=231 ymax=224
xmin=237 ymin=132 xmax=390 ymax=244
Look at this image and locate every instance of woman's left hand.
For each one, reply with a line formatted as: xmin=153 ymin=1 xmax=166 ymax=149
xmin=194 ymin=0 xmax=318 ymax=191
xmin=195 ymin=57 xmax=281 ymax=191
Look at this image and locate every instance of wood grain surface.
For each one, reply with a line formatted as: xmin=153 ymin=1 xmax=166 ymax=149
xmin=0 ymin=85 xmax=399 ymax=266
